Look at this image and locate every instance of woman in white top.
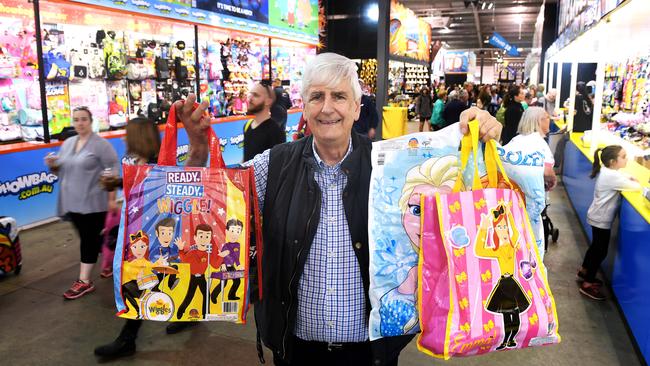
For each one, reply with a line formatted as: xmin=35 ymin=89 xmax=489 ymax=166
xmin=578 ymin=145 xmax=644 ymax=300
xmin=501 ymin=107 xmax=557 ymax=259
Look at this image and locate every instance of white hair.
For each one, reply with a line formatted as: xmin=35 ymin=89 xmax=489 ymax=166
xmin=301 ymin=52 xmax=362 ymax=102
xmin=517 ymin=106 xmax=547 ymax=135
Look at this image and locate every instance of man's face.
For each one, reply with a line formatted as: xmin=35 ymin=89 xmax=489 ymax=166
xmin=156 ymin=226 xmax=174 ymax=247
xmin=304 ymin=80 xmax=360 ymax=148
xmin=515 ymin=89 xmax=525 ymax=102
xmin=247 ymin=84 xmax=270 ymax=115
xmin=194 ymin=229 xmax=212 ymax=251
xmin=226 ymin=225 xmax=243 ymax=243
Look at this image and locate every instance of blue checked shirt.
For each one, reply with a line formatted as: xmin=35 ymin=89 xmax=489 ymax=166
xmin=243 ymin=139 xmax=368 ymax=343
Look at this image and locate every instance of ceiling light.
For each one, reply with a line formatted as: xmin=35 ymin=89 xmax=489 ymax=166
xmin=481 ymin=2 xmax=486 ymax=10
xmin=439 ymin=27 xmax=452 ymax=34
xmin=488 ymin=2 xmax=493 ymax=10
xmin=365 ymin=3 xmax=379 ymax=22
xmin=517 ymin=47 xmax=523 ymax=52
xmin=514 ymin=14 xmax=523 ymax=25
xmin=484 ymin=39 xmax=489 ymax=43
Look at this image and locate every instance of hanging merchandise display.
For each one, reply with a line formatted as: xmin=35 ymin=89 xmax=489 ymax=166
xmin=358 ymin=59 xmax=378 ymax=95
xmin=271 ymin=39 xmax=316 ymax=106
xmin=404 ymin=63 xmax=429 ymax=93
xmin=601 ymin=55 xmax=650 ymax=153
xmin=0 ymin=1 xmax=42 ymax=142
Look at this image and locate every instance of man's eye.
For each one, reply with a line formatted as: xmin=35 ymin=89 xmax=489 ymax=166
xmin=408 ymin=204 xmax=421 ymax=216
xmin=310 ymin=94 xmax=323 ymax=101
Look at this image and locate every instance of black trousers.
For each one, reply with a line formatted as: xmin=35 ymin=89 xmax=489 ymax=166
xmin=177 ymin=275 xmax=207 ymax=319
xmin=68 ymin=211 xmax=107 ymax=264
xmin=582 ymin=226 xmax=612 ymax=282
xmin=210 ymin=265 xmax=241 ymax=301
xmin=272 ymin=336 xmax=399 ymax=366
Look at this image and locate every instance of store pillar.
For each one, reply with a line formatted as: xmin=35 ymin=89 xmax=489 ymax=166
xmin=567 ymin=62 xmax=578 ymax=131
xmin=591 ymin=62 xmax=605 ymax=152
xmin=554 ymin=62 xmax=562 ymax=112
xmin=376 ymin=0 xmax=390 ymax=140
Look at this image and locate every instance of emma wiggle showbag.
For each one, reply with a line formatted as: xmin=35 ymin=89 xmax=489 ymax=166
xmin=113 ymin=104 xmax=262 ymax=323
xmin=417 ymin=121 xmax=560 ymax=358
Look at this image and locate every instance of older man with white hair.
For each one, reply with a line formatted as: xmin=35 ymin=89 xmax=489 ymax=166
xmin=177 ymin=52 xmax=502 ymax=366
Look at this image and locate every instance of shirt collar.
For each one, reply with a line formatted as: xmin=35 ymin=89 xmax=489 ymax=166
xmin=312 ymin=136 xmax=353 ymax=170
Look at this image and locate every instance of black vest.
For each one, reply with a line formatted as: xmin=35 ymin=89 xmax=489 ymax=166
xmin=254 ymin=132 xmax=413 ymax=365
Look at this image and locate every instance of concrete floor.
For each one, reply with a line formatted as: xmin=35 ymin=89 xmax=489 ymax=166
xmin=0 ymin=122 xmax=644 ymax=365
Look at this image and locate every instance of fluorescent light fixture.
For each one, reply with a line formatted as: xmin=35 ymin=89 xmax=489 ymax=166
xmin=514 ymin=14 xmax=523 ymax=25
xmin=517 ymin=47 xmax=523 ymax=52
xmin=366 ymin=3 xmax=379 ymax=21
xmin=481 ymin=2 xmax=486 ymax=10
xmin=484 ymin=39 xmax=489 ymax=43
xmin=488 ymin=2 xmax=493 ymax=10
xmin=439 ymin=27 xmax=452 ymax=33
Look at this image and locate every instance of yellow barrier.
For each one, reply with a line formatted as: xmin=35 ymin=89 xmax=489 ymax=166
xmin=382 ymin=106 xmax=408 ymax=139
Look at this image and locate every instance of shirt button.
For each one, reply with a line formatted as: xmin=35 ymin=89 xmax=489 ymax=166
xmin=328 ymin=250 xmax=335 ymax=257
xmin=354 ymin=242 xmax=363 ymax=250
xmin=327 ymin=287 xmax=334 ymax=294
xmin=327 ymin=321 xmax=334 ymax=327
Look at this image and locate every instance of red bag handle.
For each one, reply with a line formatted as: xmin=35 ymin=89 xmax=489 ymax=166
xmin=157 ymin=103 xmax=225 ymax=168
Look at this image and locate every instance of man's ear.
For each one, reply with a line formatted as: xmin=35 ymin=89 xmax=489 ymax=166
xmin=353 ymin=99 xmax=361 ymax=121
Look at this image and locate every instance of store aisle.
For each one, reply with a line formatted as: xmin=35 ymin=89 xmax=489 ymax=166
xmin=0 ymin=182 xmax=643 ymax=365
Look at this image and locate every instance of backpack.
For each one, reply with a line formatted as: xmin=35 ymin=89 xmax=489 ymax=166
xmin=103 ymin=35 xmax=126 ymax=79
xmin=43 ymin=51 xmax=71 ymax=81
xmin=155 ymin=56 xmax=170 ymax=80
xmin=174 ymin=57 xmax=188 ymax=80
xmin=88 ymin=47 xmax=105 ymax=79
xmin=147 ymin=102 xmax=162 ymax=122
xmin=496 ymin=105 xmax=506 ymax=126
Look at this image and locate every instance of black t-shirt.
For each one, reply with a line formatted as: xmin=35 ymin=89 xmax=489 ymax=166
xmin=243 ymin=118 xmax=286 ymax=162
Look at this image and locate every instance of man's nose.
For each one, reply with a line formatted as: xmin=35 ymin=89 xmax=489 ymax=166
xmin=321 ymin=95 xmax=336 ymax=113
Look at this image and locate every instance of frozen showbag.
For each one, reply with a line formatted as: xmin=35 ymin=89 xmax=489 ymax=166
xmin=113 ymin=104 xmax=262 ymax=323
xmin=368 ymin=125 xmax=463 ymax=340
xmin=417 ymin=122 xmax=560 ymax=359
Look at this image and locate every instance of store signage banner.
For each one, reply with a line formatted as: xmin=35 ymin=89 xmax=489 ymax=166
xmin=489 ymin=32 xmax=519 ymax=57
xmin=67 ymin=0 xmax=318 ymax=44
xmin=0 ymin=112 xmax=301 ymax=227
xmin=389 ymin=0 xmax=432 ymax=63
xmin=444 ymin=51 xmax=470 ymax=73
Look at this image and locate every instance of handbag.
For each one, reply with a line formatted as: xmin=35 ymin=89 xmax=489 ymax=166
xmin=113 ymin=103 xmax=263 ymax=323
xmin=417 ymin=121 xmax=560 ymax=359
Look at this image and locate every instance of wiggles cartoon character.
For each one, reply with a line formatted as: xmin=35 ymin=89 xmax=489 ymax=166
xmin=121 ymin=231 xmax=164 ymax=318
xmin=378 ymin=155 xmax=459 ymax=336
xmin=475 ymin=203 xmax=531 ymax=351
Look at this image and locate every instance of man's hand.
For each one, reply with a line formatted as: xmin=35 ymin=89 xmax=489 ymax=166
xmin=459 ymin=107 xmax=502 ymax=142
xmin=175 ymin=94 xmax=212 ymax=167
xmin=368 ymin=128 xmax=376 ymax=140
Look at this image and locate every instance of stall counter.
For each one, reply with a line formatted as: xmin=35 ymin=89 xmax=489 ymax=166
xmin=562 ymin=132 xmax=650 ymax=364
xmin=0 ymin=111 xmax=302 ymax=228
xmin=382 ymin=106 xmax=408 ymax=139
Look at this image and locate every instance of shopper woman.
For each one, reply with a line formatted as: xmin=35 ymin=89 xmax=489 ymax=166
xmin=430 ymin=89 xmax=446 ymax=131
xmin=578 ymin=145 xmax=645 ymax=300
xmin=44 ymin=106 xmax=119 ymax=300
xmin=232 ymin=90 xmax=248 ymax=115
xmin=504 ymin=107 xmax=557 ymax=259
xmin=415 ymin=86 xmax=433 ymax=132
xmin=501 ymin=85 xmax=526 ymax=144
xmin=94 ymin=117 xmax=193 ymax=360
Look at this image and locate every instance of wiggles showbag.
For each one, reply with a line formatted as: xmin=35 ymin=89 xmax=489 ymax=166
xmin=417 ymin=121 xmax=560 ymax=359
xmin=113 ymin=104 xmax=262 ymax=323
xmin=368 ymin=124 xmax=465 ymax=340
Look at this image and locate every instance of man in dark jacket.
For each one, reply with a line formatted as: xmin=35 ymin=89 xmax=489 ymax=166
xmin=178 ymin=53 xmax=503 ymax=366
xmin=354 ymin=93 xmax=378 ymax=139
xmin=270 ymin=78 xmax=292 ymax=132
xmin=442 ymin=89 xmax=469 ymax=128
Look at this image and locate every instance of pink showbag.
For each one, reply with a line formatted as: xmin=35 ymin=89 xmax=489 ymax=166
xmin=417 ymin=121 xmax=560 ymax=359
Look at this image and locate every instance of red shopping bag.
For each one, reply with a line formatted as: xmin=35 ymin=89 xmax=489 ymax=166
xmin=113 ymin=103 xmax=262 ymax=323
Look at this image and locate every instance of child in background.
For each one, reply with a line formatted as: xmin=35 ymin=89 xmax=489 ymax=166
xmin=578 ymin=145 xmax=646 ymax=300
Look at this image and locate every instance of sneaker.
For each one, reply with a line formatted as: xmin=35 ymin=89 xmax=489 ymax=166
xmin=63 ymin=280 xmax=95 ymax=300
xmin=576 ymin=270 xmax=603 ymax=285
xmin=100 ymin=268 xmax=113 ymax=278
xmin=579 ymin=283 xmax=606 ymax=301
xmin=166 ymin=322 xmax=198 ymax=335
xmin=94 ymin=337 xmax=136 ymax=359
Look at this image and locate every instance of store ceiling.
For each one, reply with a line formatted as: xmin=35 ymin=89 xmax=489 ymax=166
xmin=402 ymin=0 xmax=549 ymax=60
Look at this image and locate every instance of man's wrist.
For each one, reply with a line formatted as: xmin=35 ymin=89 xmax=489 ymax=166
xmin=187 ymin=144 xmax=208 ymax=167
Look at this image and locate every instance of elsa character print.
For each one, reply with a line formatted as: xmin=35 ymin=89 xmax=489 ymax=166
xmin=379 ymin=156 xmax=459 ymax=336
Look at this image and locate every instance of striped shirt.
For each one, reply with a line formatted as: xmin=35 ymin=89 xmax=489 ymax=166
xmin=244 ymin=138 xmax=368 ymax=342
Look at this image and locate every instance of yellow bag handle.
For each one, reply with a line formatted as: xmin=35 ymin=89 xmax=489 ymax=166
xmin=484 ymin=139 xmax=512 ymax=189
xmin=453 ymin=120 xmax=482 ymax=192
